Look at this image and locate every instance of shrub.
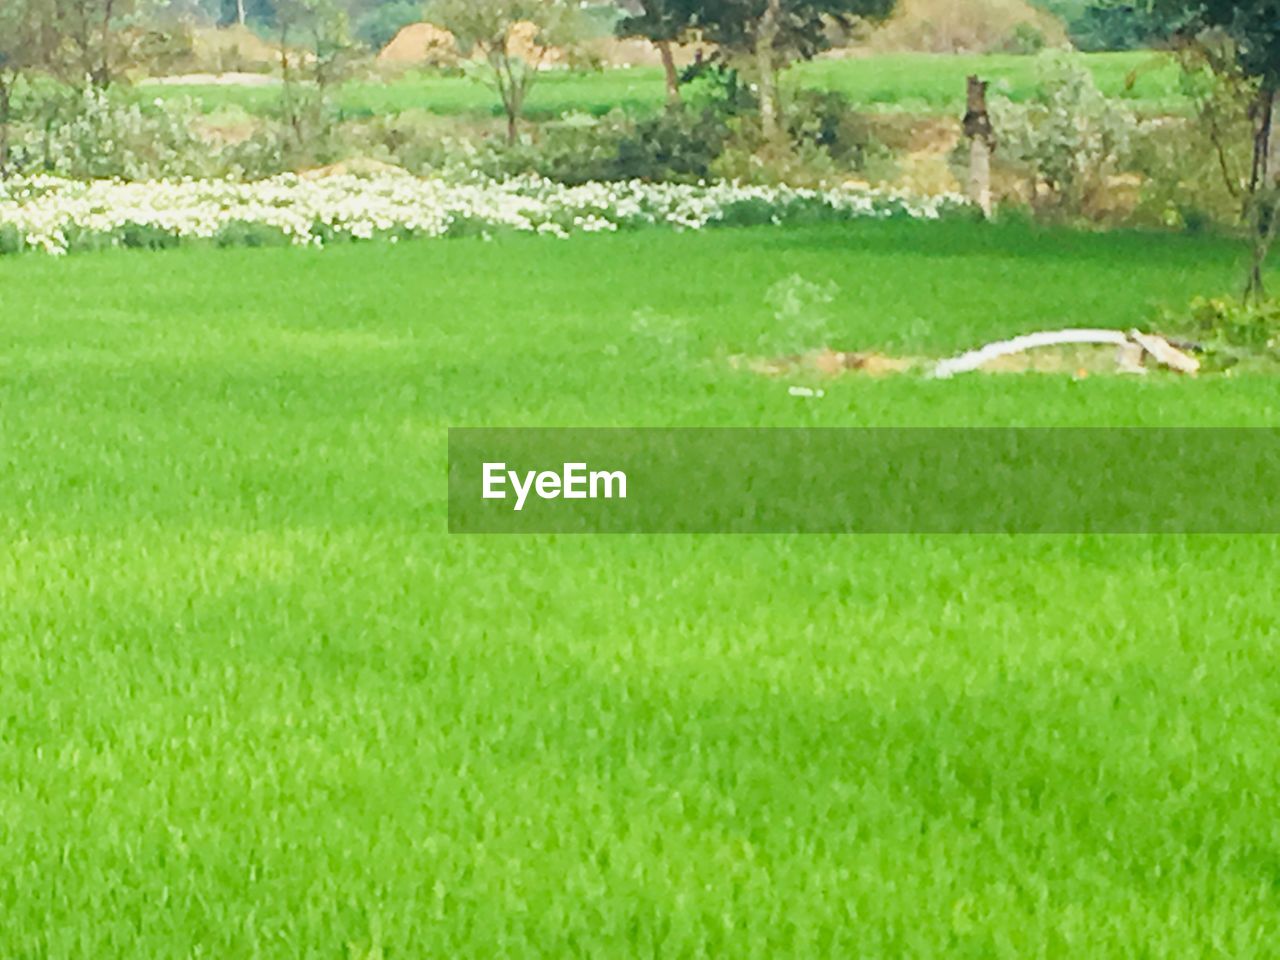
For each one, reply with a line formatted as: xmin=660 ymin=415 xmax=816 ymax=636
xmin=116 ymin=222 xmax=181 ymax=250
xmin=1178 ymin=297 xmax=1280 ymax=350
xmin=1156 ymin=296 xmax=1280 ymax=371
xmin=681 ymin=63 xmax=758 ymax=117
xmin=1004 ymin=22 xmax=1047 ymax=54
xmin=8 ymin=87 xmax=214 ymax=180
xmin=1051 ymin=2 xmax=1166 ymax=52
xmin=711 ymin=137 xmax=843 ymax=189
xmin=758 ymin=274 xmax=840 ymax=353
xmin=1127 ymin=116 xmax=1245 ymax=230
xmin=218 ymin=124 xmax=304 ymax=180
xmin=715 ymin=196 xmax=781 ymax=227
xmin=990 ymin=51 xmax=1139 ymax=215
xmin=214 ymin=221 xmax=291 ymax=248
xmin=786 ymin=90 xmax=894 ymax=174
xmin=1128 ymin=49 xmax=1253 ymax=230
xmin=518 ymin=114 xmax=632 ymax=184
xmin=0 ymin=224 xmax=24 ymax=255
xmin=433 ymin=108 xmax=734 ymax=185
xmin=609 ymin=109 xmax=731 ymax=182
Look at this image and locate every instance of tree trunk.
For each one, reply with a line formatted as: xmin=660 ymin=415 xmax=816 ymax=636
xmin=963 ymin=75 xmax=995 ymax=218
xmin=1246 ymin=88 xmax=1279 ymax=302
xmin=1268 ymin=89 xmax=1280 ymax=189
xmin=237 ymin=0 xmax=246 ymax=27
xmin=96 ymin=0 xmax=116 ymax=88
xmin=506 ymin=110 xmax=518 ymax=145
xmin=756 ymin=0 xmax=782 ymax=141
xmin=657 ymin=39 xmax=681 ymax=107
xmin=969 ymin=138 xmax=992 ymax=219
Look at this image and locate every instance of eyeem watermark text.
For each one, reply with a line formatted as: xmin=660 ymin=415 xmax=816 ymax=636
xmin=451 ymin=428 xmax=1280 ymax=533
xmin=482 ymin=462 xmax=628 ymax=511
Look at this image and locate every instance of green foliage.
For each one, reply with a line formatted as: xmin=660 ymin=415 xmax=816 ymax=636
xmin=216 ymin=122 xmax=314 ymax=178
xmin=1033 ymin=1 xmax=1165 ymax=51
xmin=1006 ymin=21 xmax=1048 ymax=55
xmin=495 ymin=86 xmax=896 ymax=189
xmin=682 ymin=62 xmax=759 ymax=114
xmin=1071 ymin=5 xmax=1166 ymax=52
xmin=785 ymin=88 xmax=892 ymax=171
xmin=0 ymin=46 xmax=1198 ymax=187
xmin=8 ymin=86 xmax=214 ymax=179
xmin=608 ymin=107 xmax=733 ymax=181
xmin=1115 ymin=44 xmax=1253 ymax=232
xmin=213 ymin=218 xmax=291 ymax=246
xmin=759 ymin=272 xmax=839 ymax=351
xmin=694 ymin=0 xmax=897 ymax=61
xmin=1127 ymin=113 xmax=1249 ymax=231
xmin=496 ymin=108 xmax=721 ymax=185
xmin=0 ymin=222 xmax=23 ymax=253
xmin=427 ymin=0 xmax=589 ymax=141
xmin=616 ymin=0 xmax=698 ymax=45
xmin=352 ymin=0 xmax=423 ymax=50
xmin=1142 ymin=0 xmax=1280 ymax=90
xmin=711 ymin=136 xmax=843 ymax=186
xmin=116 ymin=221 xmax=182 ymax=249
xmin=1159 ymin=295 xmax=1280 ymax=369
xmin=991 ymin=50 xmax=1140 ymax=213
xmin=354 ymin=107 xmax=733 ymax=183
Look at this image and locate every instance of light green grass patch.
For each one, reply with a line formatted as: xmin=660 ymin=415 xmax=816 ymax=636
xmin=147 ymin=50 xmax=1186 ymax=119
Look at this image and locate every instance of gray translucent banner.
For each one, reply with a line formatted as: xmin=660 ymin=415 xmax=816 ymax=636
xmin=448 ymin=428 xmax=1280 ymax=534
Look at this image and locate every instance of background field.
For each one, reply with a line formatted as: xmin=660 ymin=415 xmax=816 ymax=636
xmin=3 ymin=221 xmax=1280 ymax=955
xmin=149 ymin=50 xmax=1188 ymax=118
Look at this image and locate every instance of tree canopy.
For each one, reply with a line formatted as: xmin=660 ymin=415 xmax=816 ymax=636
xmin=1143 ymin=1 xmax=1280 ymax=88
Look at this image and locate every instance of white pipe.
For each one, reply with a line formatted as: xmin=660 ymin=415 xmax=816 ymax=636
xmin=932 ymin=329 xmax=1132 ymax=379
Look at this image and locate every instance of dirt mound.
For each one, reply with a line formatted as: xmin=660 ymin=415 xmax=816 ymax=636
xmin=378 ymin=20 xmax=567 ymax=67
xmin=299 ymin=158 xmax=410 ymax=179
xmin=866 ymin=0 xmax=1069 ymax=54
xmin=506 ymin=20 xmax=565 ymax=66
xmin=378 ymin=22 xmax=459 ymax=66
xmin=737 ymin=350 xmax=923 ymax=378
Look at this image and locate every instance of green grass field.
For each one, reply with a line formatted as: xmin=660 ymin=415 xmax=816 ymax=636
xmin=152 ymin=50 xmax=1187 ymax=119
xmin=4 ymin=221 xmax=1280 ymax=956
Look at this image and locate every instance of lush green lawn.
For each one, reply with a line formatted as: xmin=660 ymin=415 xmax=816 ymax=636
xmin=151 ymin=50 xmax=1186 ymax=119
xmin=3 ymin=222 xmax=1280 ymax=956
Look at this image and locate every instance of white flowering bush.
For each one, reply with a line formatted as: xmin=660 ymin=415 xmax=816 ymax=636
xmin=990 ymin=51 xmax=1141 ymax=211
xmin=0 ymin=174 xmax=968 ymax=256
xmin=9 ymin=88 xmax=214 ymax=182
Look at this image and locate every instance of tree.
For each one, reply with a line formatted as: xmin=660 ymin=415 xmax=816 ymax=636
xmin=695 ymin=0 xmax=895 ymax=140
xmin=1140 ymin=1 xmax=1280 ymax=298
xmin=273 ymin=0 xmax=360 ymax=147
xmin=616 ymin=0 xmax=699 ymax=105
xmin=427 ymin=0 xmax=585 ymax=144
xmin=50 ymin=0 xmax=150 ymax=88
xmin=0 ymin=0 xmax=63 ymax=175
xmin=352 ymin=0 xmax=423 ymax=50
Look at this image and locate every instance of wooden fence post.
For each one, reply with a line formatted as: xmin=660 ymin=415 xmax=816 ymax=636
xmin=964 ymin=75 xmax=995 ymax=219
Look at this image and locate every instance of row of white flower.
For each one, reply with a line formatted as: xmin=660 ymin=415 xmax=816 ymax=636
xmin=0 ymin=175 xmax=969 ymax=255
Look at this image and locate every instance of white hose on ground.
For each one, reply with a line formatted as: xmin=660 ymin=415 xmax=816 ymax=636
xmin=931 ymin=329 xmax=1133 ymax=379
